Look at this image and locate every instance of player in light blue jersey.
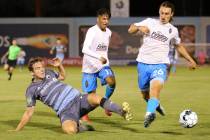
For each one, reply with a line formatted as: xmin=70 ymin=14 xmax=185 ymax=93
xmin=128 ymin=1 xmax=196 ymax=127
xmin=12 ymin=57 xmax=132 ymax=134
xmin=50 ymin=38 xmax=66 ymax=61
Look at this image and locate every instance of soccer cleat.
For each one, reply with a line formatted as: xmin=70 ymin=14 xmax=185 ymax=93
xmin=81 ymin=114 xmax=91 ymax=123
xmin=122 ymin=102 xmax=132 ymax=121
xmin=156 ymin=105 xmax=165 ymax=116
xmin=78 ymin=122 xmax=95 ymax=132
xmin=144 ymin=112 xmax=156 ymax=128
xmin=105 ymin=109 xmax=112 ymax=116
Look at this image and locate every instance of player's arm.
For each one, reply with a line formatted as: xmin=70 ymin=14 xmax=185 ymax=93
xmin=50 ymin=58 xmax=66 ymax=80
xmin=82 ymin=30 xmax=106 ymax=64
xmin=14 ymin=107 xmax=35 ymax=131
xmin=175 ymin=44 xmax=197 ymax=69
xmin=128 ymin=24 xmax=149 ymax=35
xmin=63 ymin=46 xmax=67 ymax=53
xmin=49 ymin=46 xmax=55 ymax=54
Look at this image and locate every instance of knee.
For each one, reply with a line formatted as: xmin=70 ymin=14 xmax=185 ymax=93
xmin=107 ymin=79 xmax=116 ymax=88
xmin=106 ymin=76 xmax=116 ymax=86
xmin=87 ymin=93 xmax=101 ymax=106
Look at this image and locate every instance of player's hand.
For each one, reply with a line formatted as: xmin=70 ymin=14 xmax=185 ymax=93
xmin=188 ymin=61 xmax=197 ymax=70
xmin=49 ymin=50 xmax=53 ymax=55
xmin=139 ymin=26 xmax=150 ymax=35
xmin=49 ymin=58 xmax=62 ymax=67
xmin=100 ymin=57 xmax=107 ymax=64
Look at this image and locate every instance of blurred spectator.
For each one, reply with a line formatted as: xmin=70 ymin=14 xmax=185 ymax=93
xmin=17 ymin=48 xmax=26 ymax=71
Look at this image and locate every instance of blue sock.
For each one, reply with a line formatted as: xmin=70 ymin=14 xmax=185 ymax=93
xmin=147 ymin=98 xmax=159 ymax=113
xmin=104 ymin=85 xmax=115 ymax=99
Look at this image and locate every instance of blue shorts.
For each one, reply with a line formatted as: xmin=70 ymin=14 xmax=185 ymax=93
xmin=17 ymin=58 xmax=25 ymax=65
xmin=82 ymin=66 xmax=115 ymax=93
xmin=56 ymin=54 xmax=64 ymax=61
xmin=137 ymin=62 xmax=167 ymax=91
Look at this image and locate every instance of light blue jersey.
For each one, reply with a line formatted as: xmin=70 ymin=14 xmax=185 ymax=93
xmin=52 ymin=45 xmax=65 ymax=61
xmin=82 ymin=66 xmax=115 ymax=93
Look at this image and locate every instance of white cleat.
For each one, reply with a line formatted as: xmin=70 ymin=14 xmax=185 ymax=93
xmin=122 ymin=102 xmax=133 ymax=121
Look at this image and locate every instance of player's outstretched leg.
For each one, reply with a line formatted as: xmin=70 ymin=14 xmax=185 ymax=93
xmin=142 ymin=91 xmax=165 ymax=116
xmin=104 ymin=76 xmax=116 ymax=116
xmin=144 ymin=98 xmax=159 ymax=127
xmin=99 ymin=98 xmax=132 ymax=120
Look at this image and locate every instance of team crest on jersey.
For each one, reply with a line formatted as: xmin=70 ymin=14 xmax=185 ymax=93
xmin=46 ymin=75 xmax=51 ymax=79
xmin=169 ymin=28 xmax=172 ymax=34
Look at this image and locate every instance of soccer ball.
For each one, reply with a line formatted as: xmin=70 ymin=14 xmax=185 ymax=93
xmin=179 ymin=109 xmax=198 ymax=128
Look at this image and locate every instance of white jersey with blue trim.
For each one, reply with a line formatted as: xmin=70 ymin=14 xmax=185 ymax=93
xmin=82 ymin=25 xmax=112 ymax=73
xmin=134 ymin=18 xmax=181 ymax=64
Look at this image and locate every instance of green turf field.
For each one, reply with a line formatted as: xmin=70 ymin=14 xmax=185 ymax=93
xmin=0 ymin=66 xmax=210 ymax=140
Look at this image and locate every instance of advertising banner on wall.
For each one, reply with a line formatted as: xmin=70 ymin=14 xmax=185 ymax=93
xmin=79 ymin=25 xmax=196 ymax=65
xmin=0 ymin=24 xmax=69 ymax=63
xmin=177 ymin=25 xmax=196 ymax=57
xmin=206 ymin=25 xmax=210 ymax=60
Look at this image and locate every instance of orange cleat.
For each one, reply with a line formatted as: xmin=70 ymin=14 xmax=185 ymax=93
xmin=81 ymin=114 xmax=91 ymax=123
xmin=105 ymin=109 xmax=112 ymax=116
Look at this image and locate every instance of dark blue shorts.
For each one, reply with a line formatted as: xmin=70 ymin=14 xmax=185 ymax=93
xmin=59 ymin=94 xmax=95 ymax=124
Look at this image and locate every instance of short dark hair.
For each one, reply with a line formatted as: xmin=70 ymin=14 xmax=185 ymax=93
xmin=97 ymin=8 xmax=111 ymax=18
xmin=160 ymin=1 xmax=175 ymax=13
xmin=28 ymin=57 xmax=43 ymax=71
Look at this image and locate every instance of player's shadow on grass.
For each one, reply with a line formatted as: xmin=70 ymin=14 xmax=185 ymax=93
xmin=0 ymin=120 xmax=63 ymax=134
xmin=159 ymin=131 xmax=183 ymax=135
xmin=34 ymin=111 xmax=56 ymax=118
xmin=92 ymin=117 xmax=141 ymax=133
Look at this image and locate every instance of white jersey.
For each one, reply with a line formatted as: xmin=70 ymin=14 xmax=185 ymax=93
xmin=82 ymin=25 xmax=112 ymax=73
xmin=134 ymin=18 xmax=181 ymax=64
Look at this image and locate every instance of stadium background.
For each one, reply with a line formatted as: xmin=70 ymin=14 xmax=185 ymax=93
xmin=0 ymin=0 xmax=210 ymax=66
xmin=0 ymin=1 xmax=210 ymax=140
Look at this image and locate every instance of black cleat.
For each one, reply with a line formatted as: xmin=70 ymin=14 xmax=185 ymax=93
xmin=156 ymin=105 xmax=165 ymax=116
xmin=144 ymin=113 xmax=156 ymax=128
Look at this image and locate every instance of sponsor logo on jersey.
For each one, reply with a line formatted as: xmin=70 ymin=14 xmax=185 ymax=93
xmin=150 ymin=31 xmax=168 ymax=42
xmin=96 ymin=43 xmax=107 ymax=51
